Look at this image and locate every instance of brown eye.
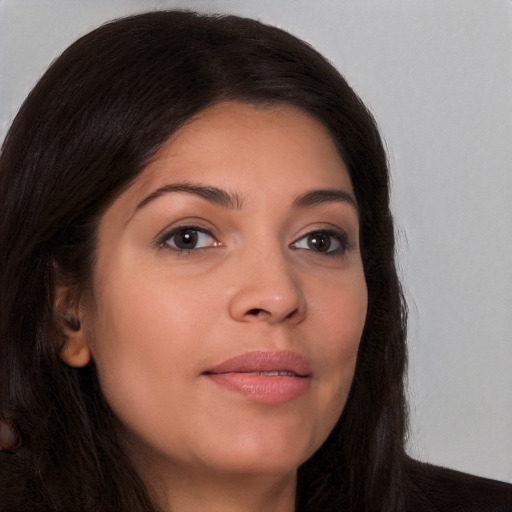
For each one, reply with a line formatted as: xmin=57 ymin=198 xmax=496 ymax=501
xmin=292 ymin=229 xmax=347 ymax=256
xmin=172 ymin=229 xmax=199 ymax=249
xmin=307 ymin=232 xmax=331 ymax=252
xmin=162 ymin=227 xmax=217 ymax=252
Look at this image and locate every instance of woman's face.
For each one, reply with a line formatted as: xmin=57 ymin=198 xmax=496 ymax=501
xmin=76 ymin=102 xmax=367 ymax=480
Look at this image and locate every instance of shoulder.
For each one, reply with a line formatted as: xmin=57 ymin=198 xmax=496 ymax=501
xmin=403 ymin=456 xmax=512 ymax=512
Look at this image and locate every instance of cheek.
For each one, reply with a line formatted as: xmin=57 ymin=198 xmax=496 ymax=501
xmin=317 ymin=266 xmax=367 ymax=345
xmin=313 ymin=270 xmax=367 ymax=400
xmin=85 ymin=262 xmax=219 ymax=413
xmin=91 ymin=248 xmax=218 ymax=344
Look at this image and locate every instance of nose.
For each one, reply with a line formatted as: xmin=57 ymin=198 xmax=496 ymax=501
xmin=228 ymin=249 xmax=307 ymax=325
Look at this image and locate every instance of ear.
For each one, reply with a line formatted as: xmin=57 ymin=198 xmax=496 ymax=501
xmin=53 ymin=284 xmax=92 ymax=368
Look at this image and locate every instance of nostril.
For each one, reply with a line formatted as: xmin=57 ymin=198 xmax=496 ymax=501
xmin=285 ymin=308 xmax=299 ymax=320
xmin=247 ymin=308 xmax=265 ymax=316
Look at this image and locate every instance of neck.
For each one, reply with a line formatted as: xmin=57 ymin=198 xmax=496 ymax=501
xmin=159 ymin=470 xmax=296 ymax=512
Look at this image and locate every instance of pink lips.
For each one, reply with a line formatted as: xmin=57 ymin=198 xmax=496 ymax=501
xmin=203 ymin=351 xmax=313 ymax=404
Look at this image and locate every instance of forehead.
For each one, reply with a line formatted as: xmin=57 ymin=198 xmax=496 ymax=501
xmin=114 ymin=101 xmax=353 ymax=216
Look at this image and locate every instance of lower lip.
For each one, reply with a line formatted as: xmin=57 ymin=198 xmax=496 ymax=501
xmin=205 ymin=373 xmax=311 ymax=404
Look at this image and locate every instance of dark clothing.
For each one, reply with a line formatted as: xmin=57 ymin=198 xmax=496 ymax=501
xmin=404 ymin=457 xmax=512 ymax=511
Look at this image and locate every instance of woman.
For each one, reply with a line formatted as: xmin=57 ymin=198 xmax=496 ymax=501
xmin=0 ymin=10 xmax=510 ymax=512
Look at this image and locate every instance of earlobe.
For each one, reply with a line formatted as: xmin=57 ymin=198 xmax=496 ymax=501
xmin=59 ymin=332 xmax=92 ymax=368
xmin=54 ymin=285 xmax=92 ymax=368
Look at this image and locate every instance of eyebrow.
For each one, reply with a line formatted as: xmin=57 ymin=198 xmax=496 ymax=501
xmin=136 ymin=183 xmax=243 ymax=210
xmin=292 ymin=189 xmax=358 ymax=210
xmin=135 ymin=183 xmax=357 ymax=212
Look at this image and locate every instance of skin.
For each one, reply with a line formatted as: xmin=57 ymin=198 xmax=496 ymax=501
xmin=61 ymin=101 xmax=368 ymax=512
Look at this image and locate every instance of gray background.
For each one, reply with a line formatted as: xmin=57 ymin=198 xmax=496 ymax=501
xmin=1 ymin=0 xmax=511 ymax=483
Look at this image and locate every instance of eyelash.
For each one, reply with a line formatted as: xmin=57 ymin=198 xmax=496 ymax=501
xmin=156 ymin=225 xmax=350 ymax=256
xmin=291 ymin=229 xmax=350 ymax=257
xmin=157 ymin=225 xmax=218 ymax=255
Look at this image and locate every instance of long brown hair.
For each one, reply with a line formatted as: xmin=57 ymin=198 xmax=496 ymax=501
xmin=0 ymin=11 xmax=407 ymax=511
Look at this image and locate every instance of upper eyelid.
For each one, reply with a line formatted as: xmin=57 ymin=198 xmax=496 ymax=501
xmin=156 ymin=220 xmax=216 ymax=236
xmin=292 ymin=229 xmax=349 ymax=245
xmin=294 ymin=226 xmax=346 ymax=237
xmin=291 ymin=224 xmax=350 ymax=242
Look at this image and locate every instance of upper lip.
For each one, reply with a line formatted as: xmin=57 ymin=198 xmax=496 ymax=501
xmin=204 ymin=351 xmax=313 ymax=377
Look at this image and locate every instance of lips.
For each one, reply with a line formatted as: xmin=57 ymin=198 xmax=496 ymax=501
xmin=203 ymin=351 xmax=313 ymax=404
xmin=204 ymin=350 xmax=313 ymax=376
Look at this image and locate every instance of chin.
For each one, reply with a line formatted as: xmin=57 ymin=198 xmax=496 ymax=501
xmin=193 ymin=428 xmax=320 ymax=477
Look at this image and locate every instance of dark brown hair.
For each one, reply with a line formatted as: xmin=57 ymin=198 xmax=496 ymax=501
xmin=0 ymin=10 xmax=407 ymax=511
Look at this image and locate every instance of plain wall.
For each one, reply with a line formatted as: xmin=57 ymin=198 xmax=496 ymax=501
xmin=1 ymin=0 xmax=511 ymax=483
